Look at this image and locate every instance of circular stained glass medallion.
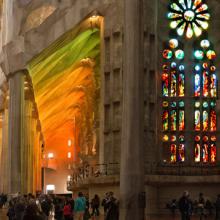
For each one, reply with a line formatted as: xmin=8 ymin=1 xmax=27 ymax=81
xmin=163 ymin=49 xmax=173 ymax=59
xmin=169 ymin=39 xmax=178 ymax=49
xmin=175 ymin=50 xmax=184 ymax=59
xmin=194 ymin=50 xmax=204 ymax=60
xmin=206 ymin=50 xmax=216 ymax=60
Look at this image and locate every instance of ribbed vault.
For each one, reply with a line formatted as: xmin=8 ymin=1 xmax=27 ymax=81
xmin=27 ymin=17 xmax=101 ymax=160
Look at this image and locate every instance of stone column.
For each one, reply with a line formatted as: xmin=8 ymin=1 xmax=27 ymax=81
xmin=23 ymin=88 xmax=34 ymax=194
xmin=1 ymin=107 xmax=9 ymax=193
xmin=0 ymin=111 xmax=3 ymax=192
xmin=8 ymin=70 xmax=25 ymax=194
xmin=120 ymin=0 xmax=145 ymax=220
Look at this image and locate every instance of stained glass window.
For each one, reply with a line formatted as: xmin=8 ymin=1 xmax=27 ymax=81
xmin=202 ymin=71 xmax=209 ymax=97
xmin=162 ymin=110 xmax=169 ymax=131
xmin=195 ymin=143 xmax=201 ymax=162
xmin=171 ymin=110 xmax=177 ymax=131
xmin=211 ymin=143 xmax=216 ymax=163
xmin=195 ymin=110 xmax=200 ymax=131
xmin=210 ymin=110 xmax=216 ymax=131
xmin=171 ymin=144 xmax=177 ymax=162
xmin=168 ymin=0 xmax=210 ymax=38
xmin=203 ymin=111 xmax=209 ymax=131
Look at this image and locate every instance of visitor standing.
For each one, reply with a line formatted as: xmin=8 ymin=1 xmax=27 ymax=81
xmin=105 ymin=192 xmax=119 ymax=220
xmin=91 ymin=194 xmax=100 ymax=217
xmin=63 ymin=201 xmax=73 ymax=220
xmin=74 ymin=192 xmax=86 ymax=220
xmin=178 ymin=191 xmax=192 ymax=220
xmin=216 ymin=194 xmax=220 ymax=220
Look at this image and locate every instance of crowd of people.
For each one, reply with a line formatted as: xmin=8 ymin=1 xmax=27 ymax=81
xmin=0 ymin=191 xmax=119 ymax=220
xmin=167 ymin=192 xmax=220 ymax=220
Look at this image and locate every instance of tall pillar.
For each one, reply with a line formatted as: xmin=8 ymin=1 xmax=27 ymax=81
xmin=1 ymin=108 xmax=9 ymax=193
xmin=0 ymin=111 xmax=3 ymax=192
xmin=8 ymin=70 xmax=25 ymax=194
xmin=23 ymin=90 xmax=33 ymax=194
xmin=120 ymin=0 xmax=145 ymax=219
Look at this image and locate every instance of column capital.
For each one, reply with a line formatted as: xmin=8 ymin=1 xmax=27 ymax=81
xmin=6 ymin=69 xmax=29 ymax=81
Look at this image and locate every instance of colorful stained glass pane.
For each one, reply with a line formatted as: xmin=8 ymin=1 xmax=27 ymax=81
xmin=179 ymin=65 xmax=184 ymax=71
xmin=210 ymin=144 xmax=216 ymax=163
xmin=210 ymin=101 xmax=216 ymax=108
xmin=192 ymin=23 xmax=202 ymax=37
xmin=168 ymin=12 xmax=182 ymax=19
xmin=171 ymin=144 xmax=177 ymax=163
xmin=179 ymin=0 xmax=187 ymax=9
xmin=210 ymin=66 xmax=216 ymax=72
xmin=171 ymin=62 xmax=177 ymax=69
xmin=195 ymin=101 xmax=200 ymax=108
xmin=177 ymin=23 xmax=186 ymax=36
xmin=179 ymin=101 xmax=184 ymax=108
xmin=207 ymin=50 xmax=216 ymax=60
xmin=163 ymin=64 xmax=168 ymax=71
xmin=162 ymin=110 xmax=169 ymax=131
xmin=195 ymin=65 xmax=200 ymax=71
xmin=203 ymin=111 xmax=209 ymax=131
xmin=196 ymin=13 xmax=210 ymax=21
xmin=196 ymin=4 xmax=208 ymax=13
xmin=193 ymin=0 xmax=202 ymax=9
xmin=171 ymin=110 xmax=177 ymax=131
xmin=210 ymin=74 xmax=217 ymax=97
xmin=196 ymin=20 xmax=209 ymax=30
xmin=210 ymin=110 xmax=217 ymax=131
xmin=194 ymin=50 xmax=204 ymax=60
xmin=163 ymin=135 xmax=169 ymax=142
xmin=163 ymin=101 xmax=169 ymax=107
xmin=203 ymin=136 xmax=208 ymax=142
xmin=171 ymin=70 xmax=177 ymax=97
xmin=179 ymin=110 xmax=185 ymax=131
xmin=194 ymin=74 xmax=200 ymax=97
xmin=178 ymin=144 xmax=185 ymax=162
xmin=186 ymin=23 xmax=193 ymax=38
xmin=170 ymin=3 xmax=183 ymax=12
xmin=203 ymin=63 xmax=208 ymax=69
xmin=175 ymin=50 xmax=184 ymax=59
xmin=201 ymin=40 xmax=210 ymax=49
xmin=163 ymin=49 xmax=173 ymax=59
xmin=203 ymin=102 xmax=208 ymax=108
xmin=211 ymin=136 xmax=217 ymax=142
xmin=179 ymin=135 xmax=185 ymax=142
xmin=171 ymin=135 xmax=176 ymax=142
xmin=195 ymin=143 xmax=201 ymax=162
xmin=195 ymin=135 xmax=200 ymax=142
xmin=202 ymin=71 xmax=208 ymax=97
xmin=171 ymin=102 xmax=176 ymax=107
xmin=202 ymin=143 xmax=209 ymax=163
xmin=178 ymin=73 xmax=185 ymax=97
xmin=169 ymin=39 xmax=178 ymax=49
xmin=162 ymin=73 xmax=169 ymax=96
xmin=170 ymin=20 xmax=182 ymax=29
xmin=195 ymin=110 xmax=200 ymax=131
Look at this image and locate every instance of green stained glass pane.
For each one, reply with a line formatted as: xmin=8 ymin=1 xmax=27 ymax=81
xmin=179 ymin=101 xmax=184 ymax=108
xmin=192 ymin=23 xmax=202 ymax=37
xmin=194 ymin=50 xmax=204 ymax=60
xmin=175 ymin=50 xmax=184 ymax=60
xmin=179 ymin=135 xmax=185 ymax=142
xmin=170 ymin=20 xmax=182 ymax=29
xmin=210 ymin=101 xmax=216 ymax=108
xmin=203 ymin=102 xmax=208 ymax=108
xmin=170 ymin=3 xmax=183 ymax=12
xmin=171 ymin=102 xmax=177 ymax=108
xmin=177 ymin=23 xmax=186 ymax=36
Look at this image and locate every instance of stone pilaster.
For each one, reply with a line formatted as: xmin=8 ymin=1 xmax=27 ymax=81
xmin=120 ymin=0 xmax=145 ymax=220
xmin=8 ymin=70 xmax=25 ymax=194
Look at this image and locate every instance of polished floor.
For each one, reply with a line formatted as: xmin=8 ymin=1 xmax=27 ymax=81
xmin=0 ymin=209 xmax=217 ymax=220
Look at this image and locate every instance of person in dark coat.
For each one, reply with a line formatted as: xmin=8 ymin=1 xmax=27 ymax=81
xmin=216 ymin=194 xmax=220 ymax=220
xmin=23 ymin=203 xmax=44 ymax=220
xmin=91 ymin=194 xmax=100 ymax=216
xmin=178 ymin=191 xmax=192 ymax=220
xmin=105 ymin=192 xmax=119 ymax=220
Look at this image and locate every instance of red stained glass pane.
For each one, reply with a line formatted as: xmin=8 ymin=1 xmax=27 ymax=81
xmin=171 ymin=144 xmax=177 ymax=163
xmin=162 ymin=73 xmax=169 ymax=96
xmin=210 ymin=110 xmax=217 ymax=131
xmin=211 ymin=144 xmax=216 ymax=163
xmin=203 ymin=71 xmax=209 ymax=97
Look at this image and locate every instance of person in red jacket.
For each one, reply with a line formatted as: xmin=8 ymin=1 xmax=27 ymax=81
xmin=63 ymin=201 xmax=73 ymax=220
